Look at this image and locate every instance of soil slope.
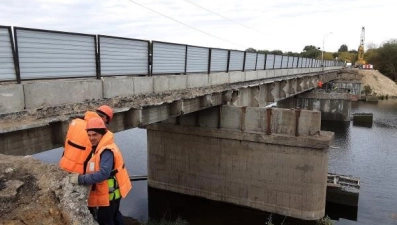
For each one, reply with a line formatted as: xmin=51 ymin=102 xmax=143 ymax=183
xmin=358 ymin=69 xmax=397 ymax=97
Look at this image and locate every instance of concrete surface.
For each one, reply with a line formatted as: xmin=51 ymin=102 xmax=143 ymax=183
xmin=23 ymin=79 xmax=102 ymax=109
xmin=133 ymin=76 xmax=153 ymax=95
xmin=0 ymin=84 xmax=24 ymax=113
xmin=147 ymin=120 xmax=333 ymax=220
xmin=187 ymin=73 xmax=209 ymax=88
xmin=209 ymin=72 xmax=229 ymax=85
xmin=103 ymin=76 xmax=134 ymax=98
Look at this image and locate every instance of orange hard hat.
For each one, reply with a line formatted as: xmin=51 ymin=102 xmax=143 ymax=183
xmin=96 ymin=105 xmax=113 ymax=123
xmin=86 ymin=117 xmax=107 ymax=130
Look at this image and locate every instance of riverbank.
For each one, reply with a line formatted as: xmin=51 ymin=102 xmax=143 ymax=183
xmin=355 ymin=69 xmax=397 ymax=97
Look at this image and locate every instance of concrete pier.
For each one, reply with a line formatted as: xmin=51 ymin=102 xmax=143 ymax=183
xmin=147 ymin=107 xmax=333 ymax=220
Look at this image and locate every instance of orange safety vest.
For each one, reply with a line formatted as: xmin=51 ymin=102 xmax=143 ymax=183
xmin=86 ymin=131 xmax=132 ymax=207
xmin=59 ymin=111 xmax=100 ymax=174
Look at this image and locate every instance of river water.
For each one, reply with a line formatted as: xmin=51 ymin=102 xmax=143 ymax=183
xmin=33 ymin=99 xmax=397 ymax=225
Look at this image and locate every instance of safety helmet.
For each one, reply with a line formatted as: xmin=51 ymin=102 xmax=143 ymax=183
xmin=86 ymin=117 xmax=107 ymax=130
xmin=96 ymin=105 xmax=113 ymax=124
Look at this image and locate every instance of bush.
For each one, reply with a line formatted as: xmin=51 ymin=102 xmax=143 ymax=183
xmin=363 ymin=85 xmax=372 ymax=96
xmin=317 ymin=216 xmax=334 ymax=225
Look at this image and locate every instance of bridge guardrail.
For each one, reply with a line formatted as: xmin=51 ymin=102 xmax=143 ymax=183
xmin=0 ymin=26 xmax=345 ymax=83
xmin=98 ymin=35 xmax=150 ymax=77
xmin=0 ymin=26 xmax=17 ymax=82
xmin=14 ymin=27 xmax=97 ymax=82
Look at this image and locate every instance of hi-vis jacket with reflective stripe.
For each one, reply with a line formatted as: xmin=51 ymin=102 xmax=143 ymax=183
xmin=59 ymin=111 xmax=100 ymax=174
xmin=86 ymin=131 xmax=132 ymax=207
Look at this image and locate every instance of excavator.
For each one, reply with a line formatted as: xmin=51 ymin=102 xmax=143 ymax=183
xmin=355 ymin=27 xmax=366 ymax=67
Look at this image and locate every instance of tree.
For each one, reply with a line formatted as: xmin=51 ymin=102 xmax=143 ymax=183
xmin=376 ymin=40 xmax=397 ymax=80
xmin=338 ymin=44 xmax=348 ymax=52
xmin=270 ymin=50 xmax=283 ymax=55
xmin=366 ymin=39 xmax=397 ymax=80
xmin=285 ymin=51 xmax=300 ymax=57
xmin=257 ymin=49 xmax=269 ymax=54
xmin=246 ymin=47 xmax=257 ymax=52
xmin=303 ymin=45 xmax=318 ymax=52
xmin=300 ymin=45 xmax=321 ymax=59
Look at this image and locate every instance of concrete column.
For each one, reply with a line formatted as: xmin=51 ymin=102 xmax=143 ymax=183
xmin=147 ymin=107 xmax=333 ymax=220
xmin=290 ymin=78 xmax=298 ymax=96
xmin=272 ymin=81 xmax=285 ymax=102
xmin=297 ymin=78 xmax=304 ymax=93
xmin=258 ymin=83 xmax=275 ymax=106
xmin=285 ymin=79 xmax=294 ymax=97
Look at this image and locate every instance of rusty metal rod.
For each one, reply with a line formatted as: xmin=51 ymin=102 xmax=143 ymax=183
xmin=295 ymin=108 xmax=301 ymax=136
xmin=266 ymin=108 xmax=272 ymax=135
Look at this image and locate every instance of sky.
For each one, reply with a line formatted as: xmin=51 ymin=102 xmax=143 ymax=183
xmin=1 ymin=0 xmax=396 ymax=53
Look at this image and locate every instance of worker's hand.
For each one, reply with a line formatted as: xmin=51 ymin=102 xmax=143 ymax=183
xmin=69 ymin=173 xmax=80 ymax=185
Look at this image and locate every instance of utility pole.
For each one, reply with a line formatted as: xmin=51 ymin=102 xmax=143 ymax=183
xmin=322 ymin=32 xmax=333 ymax=70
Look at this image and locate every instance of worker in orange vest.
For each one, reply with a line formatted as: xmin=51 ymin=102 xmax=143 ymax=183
xmin=69 ymin=117 xmax=131 ymax=225
xmin=59 ymin=105 xmax=114 ymax=174
xmin=317 ymin=81 xmax=323 ymax=88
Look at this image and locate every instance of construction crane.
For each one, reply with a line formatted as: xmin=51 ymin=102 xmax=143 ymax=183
xmin=355 ymin=26 xmax=366 ymax=67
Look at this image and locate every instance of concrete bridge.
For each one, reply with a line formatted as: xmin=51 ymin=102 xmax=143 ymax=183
xmin=0 ymin=25 xmax=355 ymax=221
xmin=0 ymin=66 xmax=343 ymax=154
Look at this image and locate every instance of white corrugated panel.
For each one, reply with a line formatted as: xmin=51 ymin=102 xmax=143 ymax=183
xmin=281 ymin=56 xmax=288 ymax=68
xmin=293 ymin=57 xmax=298 ymax=68
xmin=256 ymin=54 xmax=265 ymax=70
xmin=287 ymin=56 xmax=293 ymax=68
xmin=244 ymin=52 xmax=256 ymax=71
xmin=274 ymin=55 xmax=282 ymax=69
xmin=99 ymin=36 xmax=148 ymax=76
xmin=15 ymin=28 xmax=96 ymax=79
xmin=229 ymin=51 xmax=244 ymax=71
xmin=152 ymin=42 xmax=185 ymax=74
xmin=301 ymin=58 xmax=305 ymax=67
xmin=210 ymin=49 xmax=228 ymax=72
xmin=187 ymin=46 xmax=208 ymax=73
xmin=0 ymin=27 xmax=16 ymax=81
xmin=265 ymin=54 xmax=274 ymax=69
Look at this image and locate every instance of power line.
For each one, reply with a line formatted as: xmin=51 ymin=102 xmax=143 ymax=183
xmin=182 ymin=0 xmax=267 ymax=35
xmin=126 ymin=0 xmax=248 ymax=49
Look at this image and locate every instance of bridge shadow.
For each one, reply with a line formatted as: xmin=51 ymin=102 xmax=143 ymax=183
xmin=148 ymin=187 xmax=356 ymax=225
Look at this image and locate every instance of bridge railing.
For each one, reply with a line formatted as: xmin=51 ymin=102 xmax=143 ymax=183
xmin=0 ymin=25 xmax=344 ymax=83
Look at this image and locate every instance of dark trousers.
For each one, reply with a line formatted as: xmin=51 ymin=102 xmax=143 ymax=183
xmin=89 ymin=199 xmax=124 ymax=225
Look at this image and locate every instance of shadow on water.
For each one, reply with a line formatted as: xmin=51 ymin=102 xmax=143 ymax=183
xmin=148 ymin=187 xmax=334 ymax=225
xmin=325 ymin=202 xmax=358 ymax=222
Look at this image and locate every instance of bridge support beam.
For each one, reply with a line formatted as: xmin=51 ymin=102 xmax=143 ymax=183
xmin=147 ymin=107 xmax=333 ymax=220
xmin=278 ymin=91 xmax=353 ymax=121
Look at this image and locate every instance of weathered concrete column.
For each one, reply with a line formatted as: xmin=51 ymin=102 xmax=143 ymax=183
xmin=147 ymin=107 xmax=333 ymax=220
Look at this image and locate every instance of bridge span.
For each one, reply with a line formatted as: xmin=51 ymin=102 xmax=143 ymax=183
xmin=0 ymin=66 xmax=342 ymax=155
xmin=0 ymin=25 xmax=351 ymax=221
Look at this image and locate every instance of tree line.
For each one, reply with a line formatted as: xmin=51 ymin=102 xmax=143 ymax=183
xmin=246 ymin=39 xmax=397 ymax=81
